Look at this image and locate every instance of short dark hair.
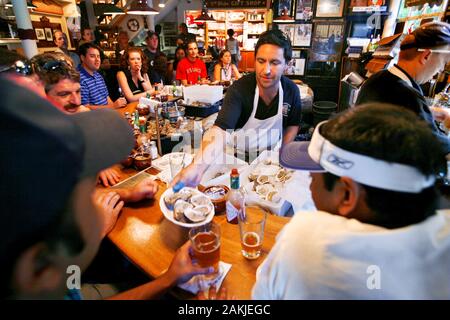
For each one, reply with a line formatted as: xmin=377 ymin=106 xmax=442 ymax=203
xmin=78 ymin=42 xmax=101 ymax=57
xmin=146 ymin=31 xmax=158 ymax=40
xmin=31 ymin=52 xmax=80 ymax=93
xmin=320 ymin=103 xmax=446 ymax=228
xmin=186 ymin=39 xmax=198 ymax=48
xmin=254 ymin=29 xmax=292 ymax=62
xmin=227 ymin=29 xmax=234 ymax=37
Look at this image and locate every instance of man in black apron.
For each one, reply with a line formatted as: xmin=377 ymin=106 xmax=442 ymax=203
xmin=173 ymin=29 xmax=302 ymax=187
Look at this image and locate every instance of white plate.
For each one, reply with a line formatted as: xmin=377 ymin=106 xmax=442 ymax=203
xmin=152 ymin=152 xmax=193 ymax=172
xmin=200 ymin=153 xmax=248 ymax=187
xmin=159 ymin=187 xmax=215 ymax=228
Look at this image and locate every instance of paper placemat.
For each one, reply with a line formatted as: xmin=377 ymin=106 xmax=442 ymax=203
xmin=178 ymin=261 xmax=232 ymax=295
xmin=111 ymin=170 xmax=156 ymax=189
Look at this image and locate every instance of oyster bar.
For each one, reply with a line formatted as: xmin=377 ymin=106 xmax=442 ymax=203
xmin=1 ymin=0 xmax=450 ymax=303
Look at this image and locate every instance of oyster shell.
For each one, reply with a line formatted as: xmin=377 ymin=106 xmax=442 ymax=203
xmin=276 ymin=169 xmax=293 ymax=182
xmin=255 ymin=184 xmax=275 ymax=198
xmin=177 ymin=188 xmax=195 ymax=201
xmin=266 ymin=191 xmax=281 ymax=203
xmin=173 ymin=200 xmax=193 ymax=222
xmin=190 ymin=194 xmax=211 ymax=207
xmin=184 ymin=206 xmax=210 ymax=223
xmin=256 ymin=175 xmax=270 ymax=185
xmin=164 ymin=193 xmax=178 ymax=210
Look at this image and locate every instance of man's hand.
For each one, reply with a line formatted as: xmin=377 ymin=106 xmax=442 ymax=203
xmin=165 ymin=241 xmax=214 ymax=285
xmin=125 ymin=178 xmax=159 ymax=202
xmin=197 ymin=285 xmax=235 ymax=300
xmin=170 ymin=163 xmax=207 ymax=188
xmin=93 ymin=191 xmax=124 ymax=237
xmin=430 ymin=106 xmax=450 ymax=129
xmin=113 ymin=97 xmax=127 ymax=109
xmin=98 ymin=167 xmax=121 ymax=187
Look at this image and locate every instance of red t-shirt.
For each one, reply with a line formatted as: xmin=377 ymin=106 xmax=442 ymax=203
xmin=175 ymin=57 xmax=207 ymax=84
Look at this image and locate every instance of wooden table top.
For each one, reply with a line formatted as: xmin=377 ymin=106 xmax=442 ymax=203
xmin=107 ymin=103 xmax=290 ymax=298
xmin=107 ymin=171 xmax=289 ymax=299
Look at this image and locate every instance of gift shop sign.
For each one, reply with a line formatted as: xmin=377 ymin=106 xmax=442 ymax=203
xmin=206 ymin=0 xmax=268 ymax=9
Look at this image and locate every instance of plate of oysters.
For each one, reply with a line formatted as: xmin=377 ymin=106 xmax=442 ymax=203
xmin=244 ymin=151 xmax=295 ymax=205
xmin=160 ymin=187 xmax=215 ymax=227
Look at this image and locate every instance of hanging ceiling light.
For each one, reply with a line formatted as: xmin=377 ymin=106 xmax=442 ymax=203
xmin=272 ymin=7 xmax=295 ymax=23
xmin=127 ymin=0 xmax=159 ymax=15
xmin=158 ymin=0 xmax=165 ymax=8
xmin=94 ymin=4 xmax=125 ymax=15
xmin=195 ymin=0 xmax=215 ymax=22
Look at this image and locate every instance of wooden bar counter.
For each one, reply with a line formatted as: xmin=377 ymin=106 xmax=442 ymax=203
xmin=106 ymin=102 xmax=290 ymax=299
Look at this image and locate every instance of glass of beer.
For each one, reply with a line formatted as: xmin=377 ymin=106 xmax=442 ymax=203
xmin=189 ymin=222 xmax=221 ymax=280
xmin=238 ymin=205 xmax=267 ymax=260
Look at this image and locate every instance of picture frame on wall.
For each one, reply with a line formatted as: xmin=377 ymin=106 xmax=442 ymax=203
xmin=292 ymin=50 xmax=302 ymax=58
xmin=310 ymin=22 xmax=345 ymax=62
xmin=35 ymin=28 xmax=46 ymax=41
xmin=277 ymin=24 xmax=295 ymax=45
xmin=285 ymin=50 xmax=307 ymax=76
xmin=278 ymin=0 xmax=293 ymax=16
xmin=44 ymin=28 xmax=53 ymax=42
xmin=293 ymin=23 xmax=312 ymax=47
xmin=285 ymin=57 xmax=306 ymax=75
xmin=277 ymin=23 xmax=312 ymax=47
xmin=314 ymin=0 xmax=344 ymax=18
xmin=295 ymin=0 xmax=313 ymax=20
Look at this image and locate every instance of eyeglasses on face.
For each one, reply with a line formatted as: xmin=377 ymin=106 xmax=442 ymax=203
xmin=0 ymin=60 xmax=33 ymax=76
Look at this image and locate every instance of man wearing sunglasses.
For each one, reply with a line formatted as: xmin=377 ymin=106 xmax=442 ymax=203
xmin=356 ymin=22 xmax=450 ymax=153
xmin=32 ymin=53 xmax=89 ymax=114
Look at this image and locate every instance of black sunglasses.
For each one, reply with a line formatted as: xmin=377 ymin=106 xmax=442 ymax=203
xmin=34 ymin=60 xmax=70 ymax=73
xmin=0 ymin=59 xmax=33 ymax=76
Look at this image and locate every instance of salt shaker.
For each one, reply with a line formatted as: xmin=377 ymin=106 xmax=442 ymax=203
xmin=150 ymin=141 xmax=158 ymax=160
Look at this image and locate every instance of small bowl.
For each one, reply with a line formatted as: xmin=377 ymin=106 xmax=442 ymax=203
xmin=134 ymin=153 xmax=152 ymax=170
xmin=120 ymin=154 xmax=134 ymax=168
xmin=203 ymin=185 xmax=229 ymax=214
xmin=137 ymin=104 xmax=150 ymax=116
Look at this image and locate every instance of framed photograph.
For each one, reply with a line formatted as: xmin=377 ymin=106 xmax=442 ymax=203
xmin=310 ymin=22 xmax=345 ymax=62
xmin=44 ymin=28 xmax=53 ymax=42
xmin=292 ymin=50 xmax=302 ymax=58
xmin=293 ymin=23 xmax=312 ymax=47
xmin=278 ymin=0 xmax=293 ymax=16
xmin=277 ymin=24 xmax=295 ymax=44
xmin=315 ymin=0 xmax=345 ymax=18
xmin=285 ymin=58 xmax=306 ymax=75
xmin=35 ymin=28 xmax=46 ymax=41
xmin=295 ymin=0 xmax=313 ymax=20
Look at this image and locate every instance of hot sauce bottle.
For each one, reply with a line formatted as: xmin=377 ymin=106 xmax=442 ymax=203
xmin=226 ymin=168 xmax=245 ymax=224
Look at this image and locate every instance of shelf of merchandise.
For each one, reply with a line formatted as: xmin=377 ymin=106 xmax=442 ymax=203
xmin=185 ymin=9 xmax=266 ymax=51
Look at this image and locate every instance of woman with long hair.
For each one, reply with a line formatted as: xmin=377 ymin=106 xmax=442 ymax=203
xmin=213 ymin=49 xmax=241 ymax=82
xmin=116 ymin=47 xmax=154 ymax=102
